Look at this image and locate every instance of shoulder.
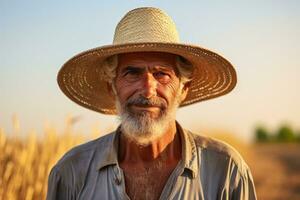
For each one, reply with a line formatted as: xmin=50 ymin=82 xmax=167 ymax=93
xmin=47 ymin=131 xmax=116 ymax=195
xmin=55 ymin=132 xmax=115 ymax=167
xmin=181 ymin=129 xmax=256 ymax=198
xmin=187 ymin=130 xmax=250 ymax=175
xmin=50 ymin=131 xmax=116 ymax=184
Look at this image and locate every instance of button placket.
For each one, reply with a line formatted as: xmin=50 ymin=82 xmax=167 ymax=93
xmin=113 ymin=165 xmax=122 ymax=185
xmin=113 ymin=165 xmax=131 ymax=200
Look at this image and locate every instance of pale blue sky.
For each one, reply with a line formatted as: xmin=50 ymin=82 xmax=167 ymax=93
xmin=1 ymin=1 xmax=300 ymax=141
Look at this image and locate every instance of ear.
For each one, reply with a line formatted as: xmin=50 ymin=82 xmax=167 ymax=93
xmin=179 ymin=82 xmax=191 ymax=102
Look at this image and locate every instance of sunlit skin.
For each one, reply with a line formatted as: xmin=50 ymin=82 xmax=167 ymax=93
xmin=113 ymin=52 xmax=189 ymax=200
xmin=115 ymin=52 xmax=184 ymax=119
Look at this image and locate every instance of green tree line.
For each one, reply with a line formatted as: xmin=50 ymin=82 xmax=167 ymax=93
xmin=255 ymin=124 xmax=300 ymax=143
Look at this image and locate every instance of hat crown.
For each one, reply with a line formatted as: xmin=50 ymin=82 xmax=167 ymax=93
xmin=58 ymin=7 xmax=237 ymax=115
xmin=113 ymin=7 xmax=180 ymax=44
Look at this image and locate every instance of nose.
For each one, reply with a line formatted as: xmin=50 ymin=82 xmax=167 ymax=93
xmin=140 ymin=72 xmax=157 ymax=98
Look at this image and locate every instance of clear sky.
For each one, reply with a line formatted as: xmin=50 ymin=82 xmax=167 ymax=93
xmin=1 ymin=0 xmax=300 ymax=141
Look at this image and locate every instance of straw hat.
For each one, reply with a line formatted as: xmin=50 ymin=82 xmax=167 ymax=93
xmin=57 ymin=7 xmax=237 ymax=115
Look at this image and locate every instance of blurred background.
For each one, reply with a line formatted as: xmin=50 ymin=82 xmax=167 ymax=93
xmin=1 ymin=1 xmax=300 ymax=199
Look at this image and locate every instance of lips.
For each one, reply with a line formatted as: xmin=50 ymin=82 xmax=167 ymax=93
xmin=131 ymin=104 xmax=160 ymax=111
xmin=126 ymin=96 xmax=167 ymax=112
xmin=131 ymin=102 xmax=161 ymax=107
xmin=126 ymin=95 xmax=165 ymax=107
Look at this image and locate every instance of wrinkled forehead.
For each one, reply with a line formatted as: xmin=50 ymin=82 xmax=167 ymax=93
xmin=117 ymin=52 xmax=178 ymax=70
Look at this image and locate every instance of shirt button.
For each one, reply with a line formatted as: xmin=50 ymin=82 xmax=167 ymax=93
xmin=115 ymin=178 xmax=121 ymax=185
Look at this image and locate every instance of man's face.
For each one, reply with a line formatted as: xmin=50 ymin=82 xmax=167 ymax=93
xmin=113 ymin=52 xmax=187 ymax=144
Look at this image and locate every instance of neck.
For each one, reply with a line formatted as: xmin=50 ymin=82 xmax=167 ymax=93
xmin=118 ymin=121 xmax=181 ymax=164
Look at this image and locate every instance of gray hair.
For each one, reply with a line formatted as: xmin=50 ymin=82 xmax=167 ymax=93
xmin=99 ymin=54 xmax=193 ymax=85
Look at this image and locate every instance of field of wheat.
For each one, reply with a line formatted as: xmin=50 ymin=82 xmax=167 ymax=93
xmin=0 ymin=116 xmax=92 ymax=200
xmin=1 ymin=119 xmax=300 ymax=199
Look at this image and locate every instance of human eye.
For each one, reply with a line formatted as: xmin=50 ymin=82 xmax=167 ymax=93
xmin=153 ymin=71 xmax=171 ymax=83
xmin=122 ymin=66 xmax=143 ymax=80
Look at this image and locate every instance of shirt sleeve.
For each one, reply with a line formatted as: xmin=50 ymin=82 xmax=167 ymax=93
xmin=231 ymin=168 xmax=257 ymax=200
xmin=46 ymin=166 xmax=75 ymax=200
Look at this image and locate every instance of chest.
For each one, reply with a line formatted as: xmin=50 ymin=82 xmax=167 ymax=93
xmin=122 ymin=161 xmax=178 ymax=200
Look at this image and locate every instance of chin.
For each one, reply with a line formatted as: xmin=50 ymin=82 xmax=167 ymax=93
xmin=120 ymin=113 xmax=171 ymax=144
xmin=115 ymin=96 xmax=180 ymax=144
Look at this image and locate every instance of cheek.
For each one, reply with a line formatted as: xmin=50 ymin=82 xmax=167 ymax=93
xmin=115 ymin=79 xmax=139 ymax=101
xmin=157 ymin=80 xmax=181 ymax=102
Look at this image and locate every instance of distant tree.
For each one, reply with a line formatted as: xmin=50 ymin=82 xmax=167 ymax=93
xmin=255 ymin=126 xmax=269 ymax=142
xmin=276 ymin=125 xmax=295 ymax=142
xmin=296 ymin=131 xmax=300 ymax=142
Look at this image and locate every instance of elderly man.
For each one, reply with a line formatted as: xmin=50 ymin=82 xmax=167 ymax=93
xmin=47 ymin=7 xmax=256 ymax=200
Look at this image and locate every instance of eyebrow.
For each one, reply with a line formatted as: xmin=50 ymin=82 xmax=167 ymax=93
xmin=121 ymin=66 xmax=145 ymax=74
xmin=120 ymin=65 xmax=175 ymax=75
xmin=152 ymin=66 xmax=173 ymax=72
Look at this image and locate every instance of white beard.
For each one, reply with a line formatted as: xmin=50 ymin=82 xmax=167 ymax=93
xmin=115 ymin=93 xmax=181 ymax=146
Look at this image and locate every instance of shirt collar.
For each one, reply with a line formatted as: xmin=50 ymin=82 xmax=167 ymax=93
xmin=96 ymin=122 xmax=199 ymax=179
xmin=96 ymin=127 xmax=121 ymax=170
xmin=176 ymin=122 xmax=199 ymax=178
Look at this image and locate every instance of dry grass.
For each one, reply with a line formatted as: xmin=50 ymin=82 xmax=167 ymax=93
xmin=249 ymin=143 xmax=300 ymax=200
xmin=1 ymin=120 xmax=300 ymax=199
xmin=0 ymin=117 xmax=89 ymax=200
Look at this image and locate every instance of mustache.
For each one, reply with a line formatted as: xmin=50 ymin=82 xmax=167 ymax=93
xmin=126 ymin=96 xmax=167 ymax=108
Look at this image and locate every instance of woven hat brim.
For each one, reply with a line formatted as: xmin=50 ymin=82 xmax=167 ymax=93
xmin=57 ymin=42 xmax=237 ymax=115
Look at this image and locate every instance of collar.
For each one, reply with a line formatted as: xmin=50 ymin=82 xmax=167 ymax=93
xmin=176 ymin=122 xmax=199 ymax=178
xmin=96 ymin=122 xmax=199 ymax=178
xmin=96 ymin=127 xmax=121 ymax=170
